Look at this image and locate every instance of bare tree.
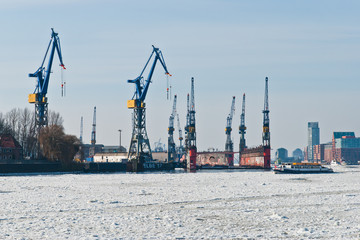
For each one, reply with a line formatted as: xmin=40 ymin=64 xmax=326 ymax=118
xmin=5 ymin=108 xmax=19 ymax=138
xmin=0 ymin=113 xmax=11 ymax=134
xmin=19 ymin=108 xmax=36 ymax=158
xmin=48 ymin=110 xmax=64 ymax=126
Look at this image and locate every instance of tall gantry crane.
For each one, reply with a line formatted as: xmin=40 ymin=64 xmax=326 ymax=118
xmin=184 ymin=93 xmax=190 ymax=151
xmin=239 ymin=93 xmax=247 ymax=154
xmin=225 ymin=96 xmax=236 ymax=166
xmin=262 ymin=77 xmax=271 ymax=168
xmin=127 ymin=46 xmax=171 ymax=171
xmin=262 ymin=77 xmax=270 ymax=147
xmin=89 ymin=106 xmax=96 ymax=157
xmin=176 ymin=113 xmax=185 ymax=161
xmin=187 ymin=77 xmax=197 ymax=171
xmin=29 ymin=28 xmax=66 ymax=135
xmin=168 ymin=95 xmax=177 ymax=162
xmin=80 ymin=116 xmax=83 ymax=144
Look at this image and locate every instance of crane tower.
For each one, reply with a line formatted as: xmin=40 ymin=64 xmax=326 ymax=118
xmin=168 ymin=95 xmax=177 ymax=162
xmin=239 ymin=93 xmax=247 ymax=155
xmin=176 ymin=113 xmax=185 ymax=162
xmin=262 ymin=77 xmax=271 ymax=168
xmin=127 ymin=46 xmax=171 ymax=172
xmin=184 ymin=93 xmax=190 ymax=151
xmin=225 ymin=96 xmax=236 ymax=166
xmin=80 ymin=116 xmax=83 ymax=144
xmin=89 ymin=106 xmax=96 ymax=157
xmin=186 ymin=77 xmax=197 ymax=171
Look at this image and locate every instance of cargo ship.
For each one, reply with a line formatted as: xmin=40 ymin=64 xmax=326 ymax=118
xmin=273 ymin=162 xmax=333 ymax=174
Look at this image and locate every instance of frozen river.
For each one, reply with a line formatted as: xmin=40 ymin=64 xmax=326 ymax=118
xmin=1 ymin=165 xmax=360 ymax=239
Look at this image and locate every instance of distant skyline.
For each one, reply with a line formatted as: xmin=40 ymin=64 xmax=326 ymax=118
xmin=0 ymin=0 xmax=359 ymax=156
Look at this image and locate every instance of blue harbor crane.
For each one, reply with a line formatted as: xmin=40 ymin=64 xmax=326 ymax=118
xmin=127 ymin=45 xmax=171 ymax=171
xmin=28 ymin=28 xmax=65 ymax=132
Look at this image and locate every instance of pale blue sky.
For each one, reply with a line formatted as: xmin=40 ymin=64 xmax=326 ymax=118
xmin=0 ymin=0 xmax=359 ymax=156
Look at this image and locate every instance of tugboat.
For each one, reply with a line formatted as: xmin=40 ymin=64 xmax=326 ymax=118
xmin=274 ymin=162 xmax=333 ymax=174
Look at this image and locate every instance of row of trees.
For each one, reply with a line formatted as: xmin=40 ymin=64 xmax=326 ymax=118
xmin=0 ymin=108 xmax=80 ymax=166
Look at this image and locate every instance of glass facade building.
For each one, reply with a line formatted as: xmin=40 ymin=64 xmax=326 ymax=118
xmin=308 ymin=122 xmax=320 ymax=162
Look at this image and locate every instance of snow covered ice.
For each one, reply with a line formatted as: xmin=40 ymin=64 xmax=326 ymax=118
xmin=1 ymin=166 xmax=360 ymax=239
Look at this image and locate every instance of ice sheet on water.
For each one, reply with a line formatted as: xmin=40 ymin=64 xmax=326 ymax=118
xmin=0 ymin=167 xmax=360 ymax=238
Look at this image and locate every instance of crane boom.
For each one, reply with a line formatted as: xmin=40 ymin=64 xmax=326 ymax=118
xmin=168 ymin=95 xmax=177 ymax=162
xmin=225 ymin=96 xmax=236 ymax=134
xmin=29 ymin=28 xmax=65 ymax=131
xmin=168 ymin=95 xmax=177 ymax=130
xmin=127 ymin=45 xmax=171 ymax=108
xmin=29 ymin=28 xmax=65 ymax=99
xmin=177 ymin=113 xmax=183 ymax=147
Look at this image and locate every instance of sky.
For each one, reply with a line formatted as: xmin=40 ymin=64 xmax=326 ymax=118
xmin=0 ymin=0 xmax=359 ymax=157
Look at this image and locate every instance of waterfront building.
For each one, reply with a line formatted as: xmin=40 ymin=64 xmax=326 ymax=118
xmin=0 ymin=134 xmax=23 ymax=161
xmin=275 ymin=148 xmax=288 ymax=162
xmin=292 ymin=148 xmax=304 ymax=162
xmin=307 ymin=122 xmax=320 ymax=162
xmin=332 ymin=132 xmax=360 ymax=164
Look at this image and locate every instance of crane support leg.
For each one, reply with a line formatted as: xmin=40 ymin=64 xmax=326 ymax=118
xmin=35 ymin=102 xmax=48 ymax=128
xmin=127 ymin=107 xmax=152 ymax=172
xmin=34 ymin=102 xmax=48 ymax=159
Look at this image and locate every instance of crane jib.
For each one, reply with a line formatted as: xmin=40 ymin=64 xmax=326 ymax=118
xmin=127 ymin=46 xmax=171 ymax=109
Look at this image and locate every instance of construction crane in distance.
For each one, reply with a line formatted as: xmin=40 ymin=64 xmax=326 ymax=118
xmin=239 ymin=93 xmax=247 ymax=155
xmin=187 ymin=77 xmax=197 ymax=171
xmin=80 ymin=116 xmax=83 ymax=144
xmin=127 ymin=45 xmax=171 ymax=172
xmin=89 ymin=106 xmax=96 ymax=158
xmin=225 ymin=96 xmax=236 ymax=166
xmin=176 ymin=113 xmax=185 ymax=161
xmin=168 ymin=95 xmax=177 ymax=162
xmin=184 ymin=93 xmax=190 ymax=151
xmin=262 ymin=77 xmax=271 ymax=168
xmin=28 ymin=28 xmax=66 ymax=135
xmin=262 ymin=77 xmax=270 ymax=147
